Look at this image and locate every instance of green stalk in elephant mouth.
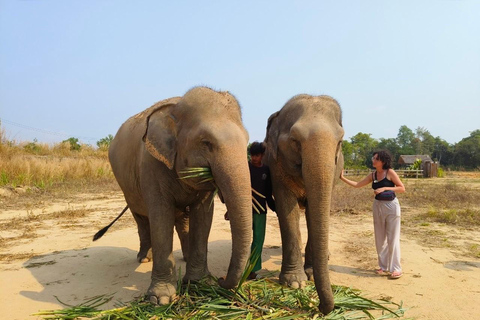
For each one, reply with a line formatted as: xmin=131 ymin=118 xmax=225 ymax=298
xmin=178 ymin=167 xmax=215 ymax=184
xmin=179 ymin=167 xmax=218 ymax=208
xmin=179 ymin=167 xmax=265 ymax=213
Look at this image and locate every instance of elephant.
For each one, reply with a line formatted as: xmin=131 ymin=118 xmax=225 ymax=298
xmin=264 ymin=94 xmax=344 ymax=314
xmin=108 ymin=86 xmax=252 ymax=305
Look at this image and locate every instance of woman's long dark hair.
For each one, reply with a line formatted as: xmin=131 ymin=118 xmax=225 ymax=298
xmin=373 ymin=150 xmax=392 ymax=170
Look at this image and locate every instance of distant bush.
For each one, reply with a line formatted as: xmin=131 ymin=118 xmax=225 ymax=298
xmin=97 ymin=134 xmax=113 ymax=151
xmin=23 ymin=139 xmax=42 ymax=154
xmin=62 ymin=137 xmax=81 ymax=151
xmin=408 ymin=158 xmax=422 ymax=170
xmin=437 ymin=167 xmax=445 ymax=177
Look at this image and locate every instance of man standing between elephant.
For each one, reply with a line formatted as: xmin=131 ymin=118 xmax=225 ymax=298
xmin=247 ymin=141 xmax=276 ymax=280
xmin=225 ymin=141 xmax=276 ymax=279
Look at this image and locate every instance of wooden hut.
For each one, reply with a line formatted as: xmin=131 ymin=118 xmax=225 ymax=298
xmin=398 ymin=155 xmax=437 ymax=177
xmin=398 ymin=155 xmax=433 ymax=167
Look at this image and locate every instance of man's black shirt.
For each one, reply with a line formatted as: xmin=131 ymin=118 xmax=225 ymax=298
xmin=249 ymin=162 xmax=276 ymax=214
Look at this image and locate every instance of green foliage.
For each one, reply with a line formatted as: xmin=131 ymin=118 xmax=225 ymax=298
xmin=23 ymin=138 xmax=42 ymax=154
xmin=96 ymin=134 xmax=113 ymax=151
xmin=408 ymin=158 xmax=422 ymax=170
xmin=454 ymin=130 xmax=480 ymax=169
xmin=35 ymin=279 xmax=406 ymax=319
xmin=437 ymin=167 xmax=445 ymax=177
xmin=2 ymin=118 xmax=479 ymax=170
xmin=340 ymin=125 xmax=480 ymax=170
xmin=62 ymin=137 xmax=81 ymax=151
xmin=423 ymin=207 xmax=480 ymax=226
xmin=396 ymin=125 xmax=415 ymax=155
xmin=415 ymin=127 xmax=435 ymax=155
xmin=0 ymin=170 xmax=9 ymax=186
xmin=344 ymin=133 xmax=378 ymax=168
xmin=432 ymin=136 xmax=454 ymax=164
xmin=341 ymin=140 xmax=355 ymax=167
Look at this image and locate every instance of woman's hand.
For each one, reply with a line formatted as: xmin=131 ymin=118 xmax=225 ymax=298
xmin=374 ymin=187 xmax=386 ymax=195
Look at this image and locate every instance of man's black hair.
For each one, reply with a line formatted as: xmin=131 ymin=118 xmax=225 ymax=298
xmin=249 ymin=141 xmax=266 ymax=155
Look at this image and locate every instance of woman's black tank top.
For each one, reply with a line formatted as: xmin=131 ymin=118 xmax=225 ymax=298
xmin=372 ymin=170 xmax=395 ymax=190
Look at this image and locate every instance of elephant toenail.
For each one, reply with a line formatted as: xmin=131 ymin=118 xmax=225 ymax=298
xmin=159 ymin=296 xmax=170 ymax=305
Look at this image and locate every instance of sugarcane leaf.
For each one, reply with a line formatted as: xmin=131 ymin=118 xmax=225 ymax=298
xmin=252 ymin=187 xmax=266 ymax=198
xmin=252 ymin=196 xmax=265 ymax=212
xmin=36 ymin=260 xmax=407 ymax=319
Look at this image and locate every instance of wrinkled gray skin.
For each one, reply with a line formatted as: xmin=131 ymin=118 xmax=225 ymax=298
xmin=264 ymin=95 xmax=344 ymax=315
xmin=109 ymin=87 xmax=252 ymax=305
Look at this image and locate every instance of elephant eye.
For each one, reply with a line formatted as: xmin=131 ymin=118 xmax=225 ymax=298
xmin=289 ymin=137 xmax=301 ymax=153
xmin=201 ymin=140 xmax=214 ymax=152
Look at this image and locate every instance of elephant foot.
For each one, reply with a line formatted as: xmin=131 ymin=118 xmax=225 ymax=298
xmin=279 ymin=271 xmax=308 ymax=289
xmin=218 ymin=276 xmax=237 ymax=289
xmin=182 ymin=268 xmax=211 ymax=284
xmin=304 ymin=267 xmax=314 ymax=281
xmin=147 ymin=281 xmax=177 ymax=305
xmin=137 ymin=248 xmax=152 ymax=263
xmin=138 ymin=256 xmax=151 ymax=263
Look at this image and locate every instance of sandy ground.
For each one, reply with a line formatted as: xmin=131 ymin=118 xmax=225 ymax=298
xmin=1 ymin=192 xmax=479 ymax=320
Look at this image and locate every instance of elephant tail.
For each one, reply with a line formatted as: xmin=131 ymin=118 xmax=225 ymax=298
xmin=92 ymin=205 xmax=129 ymax=241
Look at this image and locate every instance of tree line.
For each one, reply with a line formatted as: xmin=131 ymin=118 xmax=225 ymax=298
xmin=66 ymin=125 xmax=480 ymax=170
xmin=7 ymin=122 xmax=478 ymax=170
xmin=342 ymin=125 xmax=480 ymax=170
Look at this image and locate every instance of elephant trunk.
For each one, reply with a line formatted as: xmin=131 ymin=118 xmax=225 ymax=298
xmin=302 ymin=136 xmax=336 ymax=315
xmin=211 ymin=149 xmax=252 ymax=289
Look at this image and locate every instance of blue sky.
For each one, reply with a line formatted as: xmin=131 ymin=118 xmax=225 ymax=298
xmin=1 ymin=1 xmax=479 ymax=145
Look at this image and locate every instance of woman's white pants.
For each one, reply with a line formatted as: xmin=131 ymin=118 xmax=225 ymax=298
xmin=372 ymin=198 xmax=402 ymax=273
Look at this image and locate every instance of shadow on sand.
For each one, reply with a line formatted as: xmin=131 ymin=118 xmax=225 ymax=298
xmin=21 ymin=239 xmax=241 ymax=311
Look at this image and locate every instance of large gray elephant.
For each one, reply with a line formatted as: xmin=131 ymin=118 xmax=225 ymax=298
xmin=108 ymin=87 xmax=252 ymax=305
xmin=264 ymin=94 xmax=344 ymax=314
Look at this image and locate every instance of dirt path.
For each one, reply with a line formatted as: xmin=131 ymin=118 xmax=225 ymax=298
xmin=1 ymin=193 xmax=479 ymax=319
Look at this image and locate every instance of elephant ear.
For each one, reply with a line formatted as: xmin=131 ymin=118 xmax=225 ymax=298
xmin=142 ymin=98 xmax=180 ymax=170
xmin=265 ymin=111 xmax=280 ymax=161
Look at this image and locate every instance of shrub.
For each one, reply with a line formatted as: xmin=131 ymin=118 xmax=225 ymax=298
xmin=96 ymin=134 xmax=113 ymax=151
xmin=408 ymin=158 xmax=422 ymax=170
xmin=62 ymin=137 xmax=81 ymax=151
xmin=437 ymin=167 xmax=445 ymax=177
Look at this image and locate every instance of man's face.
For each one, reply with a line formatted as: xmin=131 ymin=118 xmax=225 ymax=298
xmin=250 ymin=153 xmax=263 ymax=166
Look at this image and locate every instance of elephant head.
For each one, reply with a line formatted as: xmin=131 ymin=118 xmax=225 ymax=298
xmin=139 ymin=87 xmax=253 ymax=289
xmin=265 ymin=94 xmax=344 ymax=314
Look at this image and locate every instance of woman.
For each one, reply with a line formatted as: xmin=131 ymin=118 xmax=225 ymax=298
xmin=340 ymin=150 xmax=405 ymax=279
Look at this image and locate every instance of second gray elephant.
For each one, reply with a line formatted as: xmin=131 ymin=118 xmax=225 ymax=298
xmin=265 ymin=94 xmax=344 ymax=315
xmin=108 ymin=87 xmax=252 ymax=305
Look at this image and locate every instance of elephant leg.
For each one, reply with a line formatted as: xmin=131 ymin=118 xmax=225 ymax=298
xmin=183 ymin=195 xmax=214 ymax=283
xmin=275 ymin=186 xmax=308 ymax=289
xmin=147 ymin=200 xmax=177 ymax=305
xmin=175 ymin=209 xmax=190 ymax=262
xmin=132 ymin=212 xmax=152 ymax=263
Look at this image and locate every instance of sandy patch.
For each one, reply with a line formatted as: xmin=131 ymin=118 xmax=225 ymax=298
xmin=1 ymin=194 xmax=479 ymax=319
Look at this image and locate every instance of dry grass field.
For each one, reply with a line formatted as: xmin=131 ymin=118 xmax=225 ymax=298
xmin=0 ymin=149 xmax=479 ymax=319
